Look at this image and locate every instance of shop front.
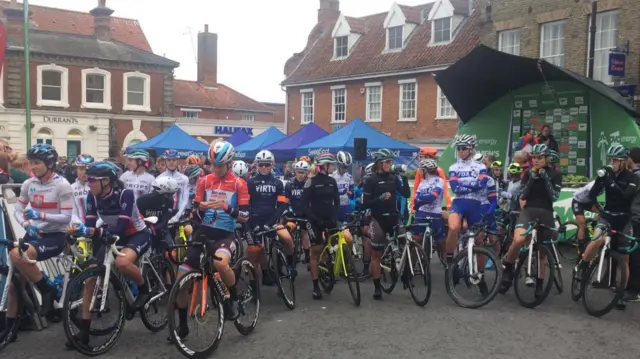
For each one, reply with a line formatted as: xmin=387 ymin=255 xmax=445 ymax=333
xmin=175 ymin=119 xmax=285 ymax=144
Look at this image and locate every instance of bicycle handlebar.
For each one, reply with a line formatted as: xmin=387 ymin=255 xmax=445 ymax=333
xmin=0 ymin=238 xmax=35 ymax=264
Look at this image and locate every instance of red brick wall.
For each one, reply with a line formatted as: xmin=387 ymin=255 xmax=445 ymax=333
xmin=286 ymin=72 xmax=458 ymax=140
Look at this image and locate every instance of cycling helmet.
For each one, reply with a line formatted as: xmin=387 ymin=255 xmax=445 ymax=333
xmin=490 ymin=161 xmax=503 ymax=169
xmin=152 ymin=176 xmax=179 ymax=194
xmin=183 ymin=165 xmax=202 ymax=180
xmin=208 ymin=141 xmax=235 ymax=165
xmin=607 ymin=143 xmax=628 ymax=158
xmin=372 ymin=148 xmax=393 ymax=163
xmin=337 ymin=151 xmax=353 ymax=166
xmin=27 ymin=144 xmax=58 ymax=167
xmin=473 ymin=153 xmax=484 ymax=163
xmin=299 ymin=156 xmax=311 ymax=163
xmin=365 ymin=163 xmax=375 ymax=175
xmin=163 ymin=149 xmax=179 ymax=159
xmin=125 ymin=149 xmax=149 ymax=161
xmin=548 ymin=150 xmax=559 ymax=164
xmin=454 ymin=134 xmax=476 ymax=148
xmin=419 ymin=147 xmax=438 ymax=158
xmin=419 ymin=159 xmax=438 ymax=170
xmin=185 ymin=154 xmax=200 ymax=165
xmin=293 ymin=160 xmax=310 ymax=172
xmin=315 ymin=153 xmax=337 ymax=165
xmin=507 ymin=162 xmax=523 ymax=174
xmin=74 ymin=154 xmax=95 ymax=167
xmin=86 ymin=161 xmax=119 ymax=181
xmin=531 ymin=144 xmax=550 ymax=156
xmin=255 ymin=150 xmax=275 ymax=164
xmin=232 ymin=160 xmax=250 ymax=177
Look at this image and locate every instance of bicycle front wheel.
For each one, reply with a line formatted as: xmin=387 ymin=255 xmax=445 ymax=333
xmin=407 ymin=244 xmax=431 ymax=307
xmin=233 ymin=258 xmax=260 ymax=335
xmin=340 ymin=244 xmax=361 ymax=306
xmin=380 ymin=243 xmax=398 ymax=294
xmin=272 ymin=248 xmax=295 ymax=310
xmin=582 ymin=251 xmax=626 ymax=317
xmin=140 ymin=256 xmax=173 ymax=332
xmin=513 ymin=245 xmax=555 ymax=309
xmin=445 ymin=246 xmax=502 ymax=309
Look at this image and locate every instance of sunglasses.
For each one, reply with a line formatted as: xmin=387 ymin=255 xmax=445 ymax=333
xmin=258 ymin=163 xmax=272 ymax=168
xmin=456 ymin=146 xmax=470 ymax=151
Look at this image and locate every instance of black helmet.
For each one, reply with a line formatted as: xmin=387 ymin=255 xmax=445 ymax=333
xmin=86 ymin=161 xmax=120 ymax=181
xmin=27 ymin=144 xmax=58 ymax=167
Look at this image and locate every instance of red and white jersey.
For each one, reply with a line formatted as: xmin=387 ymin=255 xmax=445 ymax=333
xmin=71 ymin=180 xmax=90 ymax=224
xmin=15 ymin=173 xmax=74 ymax=233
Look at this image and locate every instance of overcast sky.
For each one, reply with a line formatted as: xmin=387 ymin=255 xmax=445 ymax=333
xmin=28 ymin=0 xmax=435 ymax=103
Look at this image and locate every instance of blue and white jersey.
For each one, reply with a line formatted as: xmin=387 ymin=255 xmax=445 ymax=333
xmin=448 ymin=159 xmax=488 ymax=202
xmin=331 ymin=171 xmax=354 ymax=207
xmin=480 ymin=176 xmax=496 ymax=206
xmin=414 ymin=176 xmax=444 ymax=216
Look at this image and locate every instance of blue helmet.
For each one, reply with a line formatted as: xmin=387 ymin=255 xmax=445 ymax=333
xmin=74 ymin=154 xmax=95 ymax=167
xmin=163 ymin=149 xmax=179 ymax=159
xmin=86 ymin=161 xmax=119 ymax=181
xmin=27 ymin=144 xmax=58 ymax=167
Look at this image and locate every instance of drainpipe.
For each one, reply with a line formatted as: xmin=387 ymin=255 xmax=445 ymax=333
xmin=587 ymin=0 xmax=597 ymax=79
xmin=281 ymin=85 xmax=288 ymax=134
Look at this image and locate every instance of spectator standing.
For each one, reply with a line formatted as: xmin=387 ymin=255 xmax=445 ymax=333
xmin=536 ymin=125 xmax=559 ymax=152
xmin=514 ymin=128 xmax=535 ymax=153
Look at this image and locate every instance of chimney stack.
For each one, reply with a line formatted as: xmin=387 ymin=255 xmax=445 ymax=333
xmin=318 ymin=0 xmax=340 ymax=25
xmin=3 ymin=0 xmax=30 ymax=47
xmin=90 ymin=0 xmax=114 ymax=41
xmin=197 ymin=24 xmax=218 ymax=87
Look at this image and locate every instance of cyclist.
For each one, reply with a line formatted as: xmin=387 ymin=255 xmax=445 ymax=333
xmin=155 ymin=156 xmax=167 ymax=175
xmin=571 ymin=180 xmax=597 ymax=253
xmin=11 ymin=144 xmax=73 ymax=323
xmin=71 ymin=154 xmax=94 ymax=224
xmin=579 ymin=144 xmax=637 ymax=309
xmin=120 ymin=149 xmax=155 ymax=200
xmin=301 ymin=153 xmax=341 ymax=299
xmin=500 ymin=163 xmax=524 ymax=230
xmin=358 ymin=162 xmax=375 ymax=278
xmin=413 ymin=159 xmax=445 ymax=257
xmin=246 ymin=150 xmax=295 ymax=283
xmin=489 ymin=161 xmax=506 ymax=193
xmin=182 ymin=164 xmax=203 ymax=239
xmin=332 ymin=151 xmax=355 ymax=239
xmin=185 ymin=154 xmax=200 ymax=166
xmin=362 ymin=149 xmax=410 ymax=300
xmin=548 ymin=150 xmax=560 ymax=172
xmin=232 ymin=160 xmax=250 ymax=179
xmin=501 ymin=144 xmax=562 ymax=295
xmin=411 ymin=147 xmax=451 ymax=214
xmin=285 ymin=160 xmax=312 ymax=265
xmin=157 ymin=150 xmax=189 ymax=225
xmin=136 ymin=177 xmax=179 ymax=251
xmin=177 ymin=141 xmax=249 ymax=337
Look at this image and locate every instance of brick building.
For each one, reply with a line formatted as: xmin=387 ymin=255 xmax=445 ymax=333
xmin=476 ymin=0 xmax=640 ymax=97
xmin=281 ymin=0 xmax=480 ymax=148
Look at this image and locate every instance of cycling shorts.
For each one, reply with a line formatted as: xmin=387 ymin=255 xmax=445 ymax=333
xmin=597 ymin=214 xmax=632 ymax=250
xmin=572 ymin=199 xmax=595 ymax=216
xmin=515 ymin=207 xmax=554 ymax=241
xmin=368 ymin=216 xmax=403 ymax=251
xmin=450 ymin=198 xmax=483 ymax=227
xmin=25 ymin=232 xmax=66 ymax=261
xmin=413 ymin=213 xmax=444 ymax=240
xmin=183 ymin=226 xmax=236 ymax=270
xmin=306 ymin=220 xmax=340 ymax=247
xmin=93 ymin=230 xmax=151 ymax=263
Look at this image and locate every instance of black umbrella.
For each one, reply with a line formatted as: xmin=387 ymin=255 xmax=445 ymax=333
xmin=435 ymin=44 xmax=639 ymax=123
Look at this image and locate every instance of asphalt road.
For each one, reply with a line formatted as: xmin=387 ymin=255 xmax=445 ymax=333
xmin=3 ymin=264 xmax=640 ymax=359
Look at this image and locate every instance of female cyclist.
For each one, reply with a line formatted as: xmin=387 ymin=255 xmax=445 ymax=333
xmin=332 ymin=151 xmax=355 ymax=226
xmin=182 ymin=164 xmax=203 ymax=239
xmin=120 ymin=149 xmax=155 ymax=200
xmin=136 ymin=176 xmax=179 ymax=251
xmin=285 ymin=160 xmax=312 ymax=265
xmin=413 ymin=159 xmax=445 ymax=257
xmin=157 ymin=150 xmax=189 ymax=225
xmin=232 ymin=160 xmax=250 ymax=179
xmin=71 ymin=154 xmax=94 ymax=224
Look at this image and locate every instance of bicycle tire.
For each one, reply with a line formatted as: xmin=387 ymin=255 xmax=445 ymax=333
xmin=0 ymin=275 xmax=23 ymax=352
xmin=340 ymin=244 xmax=361 ymax=306
xmin=273 ymin=249 xmax=295 ymax=310
xmin=582 ymin=251 xmax=626 ymax=317
xmin=570 ymin=264 xmax=583 ymax=301
xmin=318 ymin=259 xmax=335 ymax=294
xmin=513 ymin=245 xmax=555 ymax=309
xmin=140 ymin=256 xmax=173 ymax=332
xmin=553 ymin=262 xmax=564 ymax=294
xmin=233 ymin=258 xmax=260 ymax=335
xmin=380 ymin=243 xmax=398 ymax=294
xmin=62 ymin=266 xmax=127 ymax=356
xmin=407 ymin=244 xmax=431 ymax=307
xmin=445 ymin=246 xmax=502 ymax=309
xmin=167 ymin=270 xmax=224 ymax=359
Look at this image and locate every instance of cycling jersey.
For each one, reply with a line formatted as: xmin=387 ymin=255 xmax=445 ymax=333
xmin=503 ymin=179 xmax=522 ymax=212
xmin=194 ymin=171 xmax=249 ymax=233
xmin=119 ymin=171 xmax=155 ymax=200
xmin=479 ymin=176 xmax=498 ymax=212
xmin=411 ymin=166 xmax=451 ymax=211
xmin=301 ymin=172 xmax=340 ymax=226
xmin=331 ymin=171 xmax=354 ymax=219
xmin=136 ymin=191 xmax=174 ymax=233
xmin=362 ymin=171 xmax=410 ymax=221
xmin=520 ymin=167 xmax=562 ymax=211
xmin=285 ymin=178 xmax=306 ymax=216
xmin=414 ymin=176 xmax=444 ymax=216
xmin=448 ymin=159 xmax=488 ymax=202
xmin=86 ymin=188 xmax=146 ymax=237
xmin=15 ymin=173 xmax=74 ymax=233
xmin=185 ymin=182 xmax=197 ymax=212
xmin=157 ymin=170 xmax=189 ymax=222
xmin=589 ymin=170 xmax=637 ymax=213
xmin=247 ymin=173 xmax=288 ymax=226
xmin=71 ymin=180 xmax=90 ymax=224
xmin=573 ymin=180 xmax=595 ymax=204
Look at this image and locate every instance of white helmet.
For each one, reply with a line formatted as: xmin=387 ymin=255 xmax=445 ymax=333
xmin=293 ymin=160 xmax=310 ymax=172
xmin=337 ymin=151 xmax=353 ymax=166
xmin=473 ymin=153 xmax=484 ymax=163
xmin=455 ymin=134 xmax=476 ymax=148
xmin=152 ymin=176 xmax=179 ymax=194
xmin=255 ymin=150 xmax=275 ymax=164
xmin=365 ymin=163 xmax=374 ymax=175
xmin=209 ymin=141 xmax=235 ymax=165
xmin=232 ymin=160 xmax=249 ymax=177
xmin=419 ymin=159 xmax=438 ymax=170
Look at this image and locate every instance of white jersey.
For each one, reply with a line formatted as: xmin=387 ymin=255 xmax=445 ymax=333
xmin=331 ymin=171 xmax=354 ymax=206
xmin=119 ymin=171 xmax=155 ymax=200
xmin=157 ymin=169 xmax=189 ymax=222
xmin=71 ymin=180 xmax=90 ymax=224
xmin=448 ymin=159 xmax=488 ymax=202
xmin=480 ymin=177 xmax=496 ymax=206
xmin=415 ymin=176 xmax=444 ymax=215
xmin=15 ymin=174 xmax=74 ymax=233
xmin=573 ymin=180 xmax=595 ymax=204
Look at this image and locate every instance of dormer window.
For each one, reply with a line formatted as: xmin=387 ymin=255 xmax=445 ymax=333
xmin=432 ymin=17 xmax=452 ymax=43
xmin=388 ymin=26 xmax=404 ymax=50
xmin=334 ymin=36 xmax=349 ymax=58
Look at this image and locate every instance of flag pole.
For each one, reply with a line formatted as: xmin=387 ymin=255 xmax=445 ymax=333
xmin=24 ymin=0 xmax=31 ymax=148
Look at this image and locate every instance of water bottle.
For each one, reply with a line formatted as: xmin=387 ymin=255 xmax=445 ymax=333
xmin=126 ymin=278 xmax=138 ymax=298
xmin=391 ymin=164 xmax=407 ymax=174
xmin=597 ymin=165 xmax=613 ymax=178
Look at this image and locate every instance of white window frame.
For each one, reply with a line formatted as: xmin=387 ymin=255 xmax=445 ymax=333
xmin=81 ymin=68 xmax=112 ymax=110
xmin=123 ymin=71 xmax=151 ymax=112
xmin=498 ymin=29 xmax=521 ymax=55
xmin=181 ymin=108 xmax=201 ymax=119
xmin=436 ymin=86 xmax=457 ymax=120
xmin=300 ymin=88 xmax=314 ymax=124
xmin=331 ymin=85 xmax=347 ymax=124
xmin=540 ymin=20 xmax=566 ymax=67
xmin=334 ymin=36 xmax=349 ymax=59
xmin=397 ymin=78 xmax=417 ymax=122
xmin=587 ymin=11 xmax=619 ymax=84
xmin=432 ymin=17 xmax=452 ymax=44
xmin=36 ymin=64 xmax=69 ymax=108
xmin=365 ymin=82 xmax=382 ymax=122
xmin=242 ymin=114 xmax=255 ymax=122
xmin=36 ymin=127 xmax=54 ymax=145
xmin=387 ymin=25 xmax=404 ymax=50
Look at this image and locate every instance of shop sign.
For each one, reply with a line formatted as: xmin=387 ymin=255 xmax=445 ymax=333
xmin=43 ymin=116 xmax=79 ymax=124
xmin=608 ymin=53 xmax=626 ymax=77
xmin=214 ymin=126 xmax=253 ymax=136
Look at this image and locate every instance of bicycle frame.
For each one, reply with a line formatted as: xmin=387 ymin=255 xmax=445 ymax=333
xmin=460 ymin=229 xmax=481 ymax=285
xmin=382 ymin=230 xmax=424 ymax=279
xmin=595 ymin=233 xmax=612 ymax=285
xmin=320 ymin=231 xmax=349 ymax=277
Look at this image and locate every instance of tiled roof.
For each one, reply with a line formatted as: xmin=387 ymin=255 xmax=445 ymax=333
xmin=173 ymin=80 xmax=276 ymax=113
xmin=282 ymin=2 xmax=481 ymax=85
xmin=345 ymin=17 xmax=365 ymax=34
xmin=0 ymin=1 xmax=152 ymax=52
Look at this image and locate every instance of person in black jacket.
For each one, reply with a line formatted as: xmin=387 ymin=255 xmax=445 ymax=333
xmin=625 ymin=147 xmax=640 ymax=301
xmin=362 ymin=149 xmax=410 ymax=300
xmin=136 ymin=176 xmax=178 ymax=252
